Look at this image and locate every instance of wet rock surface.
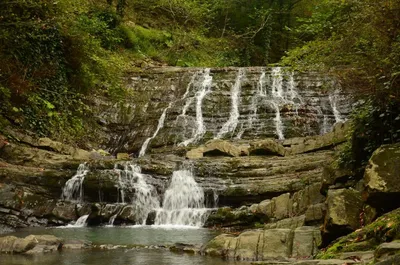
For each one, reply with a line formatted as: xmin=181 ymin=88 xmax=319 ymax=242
xmin=0 ymin=234 xmax=62 ymax=254
xmin=363 ymin=143 xmax=400 ymax=211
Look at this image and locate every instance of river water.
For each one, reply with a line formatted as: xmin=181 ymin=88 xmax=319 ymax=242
xmin=1 ymin=226 xmax=248 ymax=265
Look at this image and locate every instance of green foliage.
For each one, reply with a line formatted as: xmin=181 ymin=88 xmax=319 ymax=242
xmin=339 ymin=99 xmax=400 ymax=172
xmin=282 ymin=0 xmax=400 ymax=173
xmin=0 ymin=0 xmax=128 ymax=141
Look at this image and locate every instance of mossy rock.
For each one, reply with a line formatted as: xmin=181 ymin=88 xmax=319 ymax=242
xmin=318 ymin=207 xmax=400 ymax=259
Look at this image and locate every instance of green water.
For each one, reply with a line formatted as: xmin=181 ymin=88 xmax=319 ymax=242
xmin=1 ymin=226 xmax=248 ymax=265
xmin=7 ymin=225 xmax=219 ymax=246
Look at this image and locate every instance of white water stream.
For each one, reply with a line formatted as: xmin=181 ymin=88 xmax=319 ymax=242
xmin=216 ymin=68 xmax=245 ymax=138
xmin=154 ymin=166 xmax=210 ymax=227
xmin=179 ymin=68 xmax=213 ymax=146
xmin=62 ymin=163 xmax=89 ymax=202
xmin=329 ymin=90 xmax=345 ymax=123
xmin=114 ymin=163 xmax=160 ymax=225
xmin=139 ymin=102 xmax=173 ymax=157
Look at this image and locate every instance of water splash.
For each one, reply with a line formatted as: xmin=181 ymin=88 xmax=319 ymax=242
xmin=179 ymin=68 xmax=213 ymax=146
xmin=114 ymin=163 xmax=160 ymax=225
xmin=139 ymin=102 xmax=173 ymax=157
xmin=329 ymin=90 xmax=345 ymax=123
xmin=62 ymin=163 xmax=89 ymax=202
xmin=154 ymin=166 xmax=211 ymax=227
xmin=216 ymin=68 xmax=245 ymax=138
xmin=108 ymin=214 xmax=117 ymax=226
xmin=65 ymin=214 xmax=89 ymax=228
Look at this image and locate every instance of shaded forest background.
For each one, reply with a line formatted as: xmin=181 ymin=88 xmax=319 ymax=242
xmin=0 ymin=0 xmax=399 ymax=172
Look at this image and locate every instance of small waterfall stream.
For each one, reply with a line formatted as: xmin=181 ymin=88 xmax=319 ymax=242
xmin=329 ymin=90 xmax=345 ymax=123
xmin=139 ymin=102 xmax=173 ymax=157
xmin=66 ymin=214 xmax=89 ymax=227
xmin=114 ymin=163 xmax=160 ymax=225
xmin=179 ymin=68 xmax=213 ymax=146
xmin=154 ymin=166 xmax=210 ymax=227
xmin=216 ymin=68 xmax=245 ymax=139
xmin=62 ymin=163 xmax=89 ymax=202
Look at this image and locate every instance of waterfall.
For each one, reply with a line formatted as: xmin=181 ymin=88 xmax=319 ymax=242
xmin=329 ymin=90 xmax=345 ymax=123
xmin=322 ymin=115 xmax=330 ymax=134
xmin=179 ymin=68 xmax=213 ymax=146
xmin=66 ymin=214 xmax=89 ymax=228
xmin=216 ymin=68 xmax=245 ymax=138
xmin=236 ymin=69 xmax=266 ymax=139
xmin=62 ymin=163 xmax=89 ymax=202
xmin=270 ymin=101 xmax=285 ymax=140
xmin=114 ymin=163 xmax=160 ymax=224
xmin=108 ymin=214 xmax=117 ymax=226
xmin=178 ymin=71 xmax=198 ymax=117
xmin=268 ymin=67 xmax=305 ymax=140
xmin=270 ymin=67 xmax=286 ymax=140
xmin=139 ymin=102 xmax=173 ymax=157
xmin=154 ymin=166 xmax=210 ymax=227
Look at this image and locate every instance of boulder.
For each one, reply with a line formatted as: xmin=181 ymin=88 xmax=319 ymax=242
xmin=186 ymin=140 xmax=242 ymax=159
xmin=234 ymin=230 xmax=263 ymax=260
xmin=0 ymin=235 xmax=62 ymax=254
xmin=256 ymin=199 xmax=274 ymax=217
xmin=292 ymin=227 xmax=321 ymax=258
xmin=285 ymin=122 xmax=350 ymax=155
xmin=203 ymin=229 xmax=294 ymax=260
xmin=363 ymin=143 xmax=400 ymax=211
xmin=273 ymin=193 xmax=291 ymax=220
xmin=170 ymin=243 xmax=201 ymax=254
xmin=374 ymin=254 xmax=400 ymax=265
xmin=116 ymin=153 xmax=130 ymax=160
xmin=202 ymin=234 xmax=237 ymax=257
xmin=117 ymin=205 xmax=136 ymax=224
xmin=321 ymin=162 xmax=354 ymax=195
xmin=24 ymin=235 xmax=63 ymax=254
xmin=264 ymin=216 xmax=306 ymax=230
xmin=51 ymin=202 xmax=77 ymax=222
xmin=260 ymin=229 xmax=294 ymax=259
xmin=249 ymin=139 xmax=286 ymax=157
xmin=0 ymin=235 xmax=35 ymax=253
xmin=203 ymin=140 xmax=242 ymax=157
xmin=375 ymin=241 xmax=400 ymax=261
xmin=305 ymin=204 xmax=325 ymax=224
xmin=186 ymin=147 xmax=205 ymax=159
xmin=323 ymin=189 xmax=363 ymax=243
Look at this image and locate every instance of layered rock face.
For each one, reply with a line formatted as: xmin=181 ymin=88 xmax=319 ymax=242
xmin=96 ymin=67 xmax=352 ymax=154
xmin=0 ymin=66 xmax=377 ymax=264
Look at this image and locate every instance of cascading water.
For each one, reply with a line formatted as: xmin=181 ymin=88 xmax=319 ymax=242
xmin=108 ymin=214 xmax=117 ymax=226
xmin=270 ymin=101 xmax=285 ymax=140
xmin=114 ymin=163 xmax=160 ymax=224
xmin=179 ymin=68 xmax=213 ymax=146
xmin=139 ymin=102 xmax=173 ymax=157
xmin=216 ymin=68 xmax=245 ymax=138
xmin=236 ymin=69 xmax=266 ymax=139
xmin=268 ymin=67 xmax=305 ymax=140
xmin=329 ymin=90 xmax=345 ymax=123
xmin=322 ymin=114 xmax=330 ymax=134
xmin=154 ymin=166 xmax=211 ymax=227
xmin=62 ymin=163 xmax=89 ymax=202
xmin=66 ymin=214 xmax=89 ymax=228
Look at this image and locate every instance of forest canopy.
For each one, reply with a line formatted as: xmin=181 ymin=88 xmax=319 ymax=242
xmin=0 ymin=0 xmax=399 ymax=166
